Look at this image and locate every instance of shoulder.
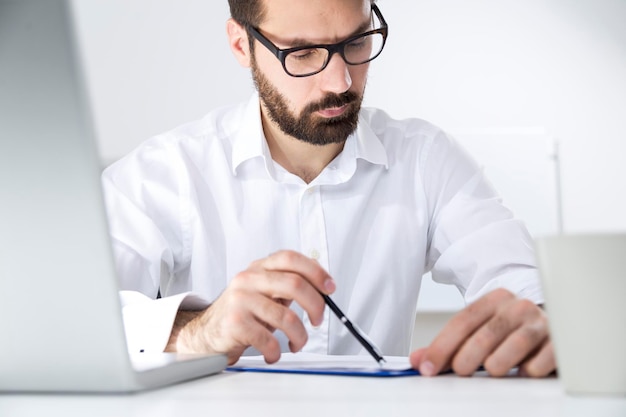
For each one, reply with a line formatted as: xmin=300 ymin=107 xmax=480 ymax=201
xmin=360 ymin=107 xmax=440 ymax=135
xmin=358 ymin=107 xmax=458 ymax=163
xmin=103 ymin=100 xmax=247 ymax=180
xmin=152 ymin=100 xmax=246 ymax=152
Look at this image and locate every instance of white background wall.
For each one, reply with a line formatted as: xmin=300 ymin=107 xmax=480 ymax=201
xmin=73 ymin=0 xmax=626 ymax=234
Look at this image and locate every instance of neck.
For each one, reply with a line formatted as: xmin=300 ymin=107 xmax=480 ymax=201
xmin=261 ymin=107 xmax=345 ymax=184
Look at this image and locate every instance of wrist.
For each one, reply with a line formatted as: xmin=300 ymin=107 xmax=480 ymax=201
xmin=165 ymin=309 xmax=203 ymax=353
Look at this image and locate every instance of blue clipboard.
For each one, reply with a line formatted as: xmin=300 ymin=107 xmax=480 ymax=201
xmin=226 ymin=353 xmax=422 ymax=377
xmin=226 ymin=365 xmax=420 ymax=377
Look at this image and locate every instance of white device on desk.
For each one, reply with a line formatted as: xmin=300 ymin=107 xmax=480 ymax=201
xmin=0 ymin=0 xmax=226 ymax=392
xmin=535 ymin=234 xmax=626 ymax=396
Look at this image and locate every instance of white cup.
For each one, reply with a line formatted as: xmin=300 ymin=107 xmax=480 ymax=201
xmin=535 ymin=234 xmax=626 ymax=396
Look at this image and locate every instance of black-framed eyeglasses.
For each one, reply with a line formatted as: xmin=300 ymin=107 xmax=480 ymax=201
xmin=246 ymin=4 xmax=388 ymax=78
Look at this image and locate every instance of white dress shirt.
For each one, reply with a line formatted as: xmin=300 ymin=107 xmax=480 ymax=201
xmin=102 ymin=93 xmax=543 ymax=357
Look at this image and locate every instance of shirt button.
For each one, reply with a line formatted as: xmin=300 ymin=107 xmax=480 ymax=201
xmin=310 ymin=249 xmax=320 ymax=260
xmin=306 ymin=187 xmax=315 ymax=195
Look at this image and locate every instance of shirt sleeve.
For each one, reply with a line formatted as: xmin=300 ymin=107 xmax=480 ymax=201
xmin=101 ymin=140 xmax=199 ymax=353
xmin=422 ymin=130 xmax=544 ymax=305
xmin=120 ymin=291 xmax=210 ymax=353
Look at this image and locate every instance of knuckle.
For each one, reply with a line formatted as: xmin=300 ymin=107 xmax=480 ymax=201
xmin=226 ymin=309 xmax=246 ymax=326
xmin=489 ymin=288 xmax=516 ymax=304
xmin=281 ymin=309 xmax=302 ymax=329
xmin=264 ymin=300 xmax=286 ymax=323
xmin=483 ymin=359 xmax=511 ymax=377
xmin=472 ymin=328 xmax=497 ymax=351
xmin=511 ymin=331 xmax=534 ymax=353
xmin=223 ymin=287 xmax=249 ymax=306
xmin=485 ymin=314 xmax=510 ymax=338
xmin=248 ymin=258 xmax=264 ymax=268
xmin=284 ymin=273 xmax=306 ymax=293
xmin=511 ymin=298 xmax=538 ymax=316
xmin=274 ymin=249 xmax=299 ymax=264
xmin=519 ymin=323 xmax=547 ymax=345
xmin=231 ymin=270 xmax=254 ymax=288
xmin=451 ymin=357 xmax=475 ymax=377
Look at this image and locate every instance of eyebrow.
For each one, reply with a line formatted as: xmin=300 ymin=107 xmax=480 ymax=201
xmin=279 ymin=17 xmax=373 ymax=49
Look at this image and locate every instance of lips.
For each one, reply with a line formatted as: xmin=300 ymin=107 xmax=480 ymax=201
xmin=317 ymin=105 xmax=348 ymax=118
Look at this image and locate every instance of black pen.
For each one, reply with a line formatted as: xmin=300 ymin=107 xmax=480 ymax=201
xmin=320 ymin=293 xmax=387 ymax=366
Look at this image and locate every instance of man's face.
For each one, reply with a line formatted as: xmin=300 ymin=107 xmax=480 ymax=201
xmin=250 ymin=0 xmax=372 ymax=146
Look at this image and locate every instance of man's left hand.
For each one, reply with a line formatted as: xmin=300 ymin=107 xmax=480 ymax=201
xmin=409 ymin=288 xmax=556 ymax=377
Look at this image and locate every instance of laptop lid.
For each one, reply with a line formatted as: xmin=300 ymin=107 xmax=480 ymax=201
xmin=0 ymin=0 xmax=226 ymax=392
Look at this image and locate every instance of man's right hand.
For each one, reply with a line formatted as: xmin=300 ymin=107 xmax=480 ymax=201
xmin=165 ymin=250 xmax=335 ymax=365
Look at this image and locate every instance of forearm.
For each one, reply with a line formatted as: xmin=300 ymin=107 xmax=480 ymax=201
xmin=165 ymin=309 xmax=206 ymax=353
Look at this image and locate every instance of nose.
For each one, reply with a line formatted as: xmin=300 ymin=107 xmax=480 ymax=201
xmin=319 ymin=52 xmax=352 ymax=94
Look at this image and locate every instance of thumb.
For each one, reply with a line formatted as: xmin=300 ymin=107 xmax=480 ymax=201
xmin=409 ymin=347 xmax=439 ymax=376
xmin=409 ymin=347 xmax=427 ymax=369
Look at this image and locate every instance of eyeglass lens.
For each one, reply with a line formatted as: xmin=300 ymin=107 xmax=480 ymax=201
xmin=284 ymin=32 xmax=385 ymax=76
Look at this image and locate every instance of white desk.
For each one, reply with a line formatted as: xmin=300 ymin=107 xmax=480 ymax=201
xmin=2 ymin=371 xmax=625 ymax=417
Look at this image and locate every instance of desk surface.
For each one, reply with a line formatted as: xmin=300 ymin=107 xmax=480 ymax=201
xmin=1 ymin=371 xmax=625 ymax=417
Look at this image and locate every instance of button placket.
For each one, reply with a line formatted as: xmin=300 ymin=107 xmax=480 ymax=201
xmin=299 ymin=185 xmax=330 ymax=353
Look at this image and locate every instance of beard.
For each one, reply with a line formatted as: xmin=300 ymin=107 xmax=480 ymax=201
xmin=251 ymin=59 xmax=363 ymax=146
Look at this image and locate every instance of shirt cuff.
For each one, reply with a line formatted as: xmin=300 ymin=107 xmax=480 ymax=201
xmin=466 ymin=268 xmax=545 ymax=306
xmin=119 ymin=290 xmax=210 ymax=354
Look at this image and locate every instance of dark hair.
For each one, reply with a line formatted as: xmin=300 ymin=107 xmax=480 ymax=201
xmin=228 ymin=0 xmax=376 ymax=28
xmin=228 ymin=0 xmax=377 ymax=55
xmin=228 ymin=0 xmax=267 ymax=28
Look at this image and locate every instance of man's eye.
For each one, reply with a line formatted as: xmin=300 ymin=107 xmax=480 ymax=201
xmin=291 ymin=49 xmax=319 ymax=60
xmin=347 ymin=39 xmax=367 ymax=50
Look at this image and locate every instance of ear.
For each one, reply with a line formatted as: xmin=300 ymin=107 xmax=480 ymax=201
xmin=226 ymin=18 xmax=252 ymax=68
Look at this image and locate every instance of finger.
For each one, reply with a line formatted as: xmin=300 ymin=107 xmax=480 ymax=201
xmin=482 ymin=304 xmax=549 ymax=376
xmin=517 ymin=340 xmax=556 ymax=378
xmin=409 ymin=347 xmax=426 ymax=369
xmin=216 ymin=294 xmax=302 ymax=364
xmin=451 ymin=307 xmax=522 ymax=376
xmin=200 ymin=289 xmax=305 ymax=362
xmin=410 ymin=346 xmax=456 ymax=374
xmin=418 ymin=288 xmax=515 ymax=376
xmin=273 ymin=297 xmax=292 ymax=307
xmin=247 ymin=292 xmax=309 ymax=353
xmin=265 ymin=298 xmax=293 ymax=332
xmin=235 ymin=318 xmax=282 ymax=364
xmin=232 ymin=269 xmax=326 ymax=326
xmin=261 ymin=250 xmax=336 ymax=294
xmin=201 ymin=297 xmax=282 ymax=365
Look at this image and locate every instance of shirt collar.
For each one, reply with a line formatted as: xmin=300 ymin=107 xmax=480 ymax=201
xmin=353 ymin=112 xmax=389 ymax=169
xmin=230 ymin=94 xmax=389 ymax=177
xmin=231 ymin=93 xmax=271 ymax=176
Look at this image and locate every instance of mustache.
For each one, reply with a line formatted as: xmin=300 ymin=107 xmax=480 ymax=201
xmin=303 ymin=91 xmax=359 ymax=114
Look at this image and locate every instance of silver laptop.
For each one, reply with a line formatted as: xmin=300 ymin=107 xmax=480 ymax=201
xmin=0 ymin=0 xmax=226 ymax=392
